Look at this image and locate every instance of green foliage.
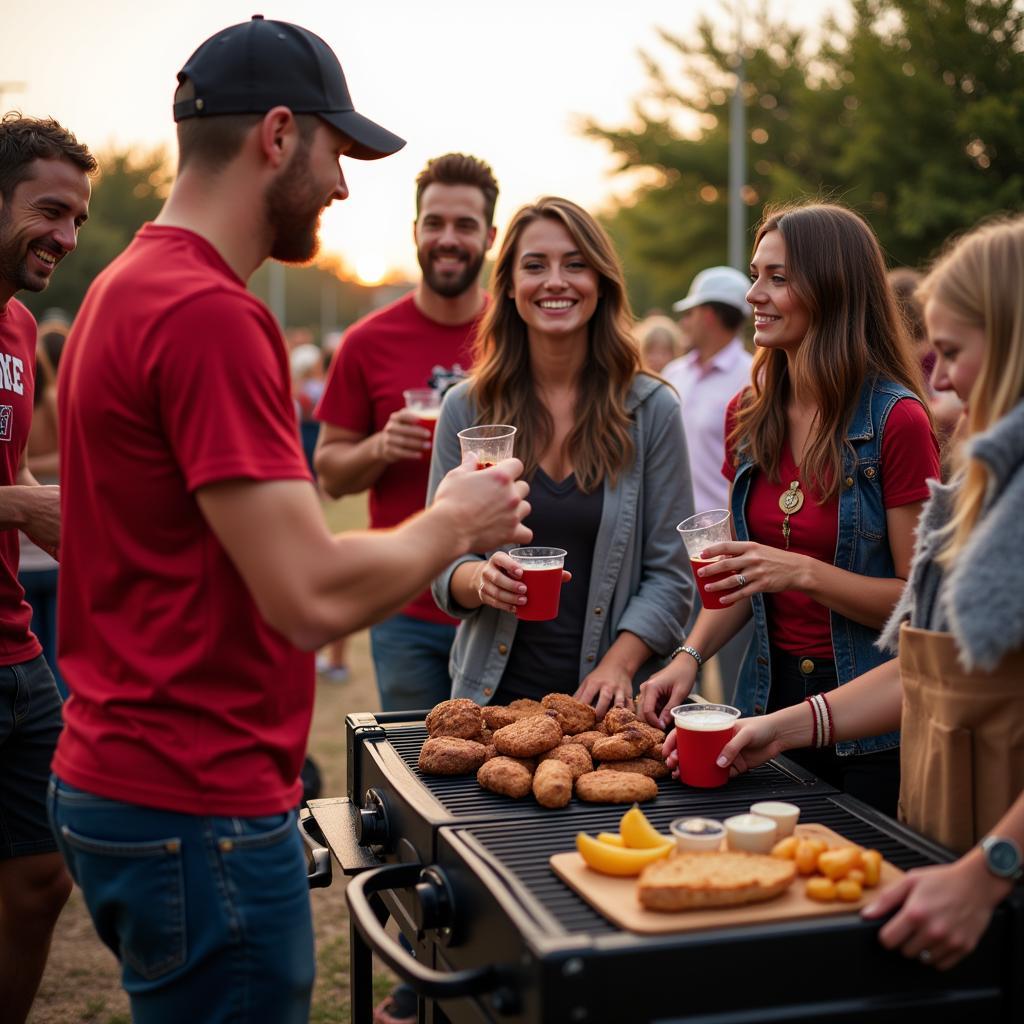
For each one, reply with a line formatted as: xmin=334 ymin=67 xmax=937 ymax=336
xmin=587 ymin=0 xmax=1024 ymax=312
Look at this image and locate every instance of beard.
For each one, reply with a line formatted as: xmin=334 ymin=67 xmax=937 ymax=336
xmin=265 ymin=143 xmax=324 ymax=264
xmin=0 ymin=207 xmax=50 ymax=294
xmin=418 ymin=244 xmax=484 ymax=299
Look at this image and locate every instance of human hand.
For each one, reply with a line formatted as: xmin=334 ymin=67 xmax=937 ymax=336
xmin=433 ymin=454 xmax=532 ymax=554
xmin=636 ymin=655 xmax=698 ymax=728
xmin=377 ymin=408 xmax=434 ymax=463
xmin=713 ymin=714 xmax=788 ymax=776
xmin=862 ymin=853 xmax=1012 ymax=971
xmin=574 ymin=662 xmax=633 ymax=722
xmin=697 ymin=541 xmax=807 ymax=606
xmin=22 ymin=484 xmax=60 ymax=560
xmin=468 ymin=551 xmax=570 ymax=614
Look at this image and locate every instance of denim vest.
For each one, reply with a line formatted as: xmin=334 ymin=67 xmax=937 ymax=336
xmin=731 ymin=378 xmax=918 ymax=757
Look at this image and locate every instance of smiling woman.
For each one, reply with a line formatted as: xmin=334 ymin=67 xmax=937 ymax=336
xmin=427 ymin=195 xmax=695 ymax=720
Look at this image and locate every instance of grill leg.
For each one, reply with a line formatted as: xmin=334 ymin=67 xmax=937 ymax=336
xmin=350 ymin=900 xmax=377 ymax=1024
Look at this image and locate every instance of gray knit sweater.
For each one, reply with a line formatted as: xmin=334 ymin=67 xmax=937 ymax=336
xmin=879 ymin=399 xmax=1024 ymax=671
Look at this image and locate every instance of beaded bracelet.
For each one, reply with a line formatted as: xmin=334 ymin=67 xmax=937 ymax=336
xmin=671 ymin=644 xmax=703 ymax=668
xmin=805 ymin=693 xmax=834 ymax=748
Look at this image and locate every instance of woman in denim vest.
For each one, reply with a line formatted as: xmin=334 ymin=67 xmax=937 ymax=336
xmin=640 ymin=203 xmax=939 ymax=815
xmin=717 ymin=215 xmax=1024 ymax=972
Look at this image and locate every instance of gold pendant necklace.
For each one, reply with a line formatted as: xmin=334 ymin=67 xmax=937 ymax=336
xmin=778 ymin=480 xmax=804 ymax=549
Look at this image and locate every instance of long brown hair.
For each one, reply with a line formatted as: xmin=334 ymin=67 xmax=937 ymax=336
xmin=729 ymin=202 xmax=927 ymax=500
xmin=470 ymin=197 xmax=642 ymax=492
xmin=917 ymin=216 xmax=1024 ymax=566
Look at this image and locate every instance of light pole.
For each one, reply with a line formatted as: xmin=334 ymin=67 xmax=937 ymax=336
xmin=727 ymin=2 xmax=747 ymax=272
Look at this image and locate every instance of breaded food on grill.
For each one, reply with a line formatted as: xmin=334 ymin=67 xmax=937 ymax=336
xmin=562 ymin=730 xmax=605 ymax=752
xmin=575 ymin=770 xmax=658 ymax=804
xmin=638 ymin=851 xmax=797 ymax=911
xmin=602 ymin=706 xmax=639 ymax=733
xmin=482 ymin=744 xmax=498 ymax=762
xmin=508 ymin=698 xmax=546 ymax=717
xmin=482 ymin=705 xmax=519 ymax=731
xmin=418 ymin=736 xmax=488 ymax=776
xmin=425 ymin=698 xmax=483 ymax=740
xmin=479 ymin=727 xmax=494 ymax=745
xmin=538 ymin=742 xmax=593 ymax=780
xmin=592 ymin=727 xmax=653 ymax=762
xmin=541 ymin=693 xmax=597 ymax=735
xmin=477 ymin=756 xmax=534 ymax=799
xmin=533 ymin=759 xmax=573 ymax=809
xmin=493 ymin=712 xmax=562 ymax=757
xmin=635 ymin=722 xmax=666 ymax=748
xmin=596 ymin=757 xmax=670 ymax=780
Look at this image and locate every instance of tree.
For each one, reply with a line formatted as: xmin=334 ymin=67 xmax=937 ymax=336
xmin=586 ymin=0 xmax=1024 ymax=313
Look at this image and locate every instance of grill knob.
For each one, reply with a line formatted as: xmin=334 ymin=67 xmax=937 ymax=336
xmin=413 ymin=866 xmax=454 ymax=933
xmin=357 ymin=788 xmax=390 ymax=847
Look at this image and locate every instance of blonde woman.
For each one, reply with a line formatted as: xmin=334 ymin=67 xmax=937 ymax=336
xmin=716 ymin=215 xmax=1024 ymax=969
xmin=427 ymin=197 xmax=694 ymax=717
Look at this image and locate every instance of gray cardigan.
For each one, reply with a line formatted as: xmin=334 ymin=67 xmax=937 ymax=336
xmin=880 ymin=399 xmax=1024 ymax=671
xmin=426 ymin=374 xmax=695 ymax=703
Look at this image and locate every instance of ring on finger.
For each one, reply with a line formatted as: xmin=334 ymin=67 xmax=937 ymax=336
xmin=735 ymin=573 xmax=748 ymax=588
xmin=918 ymin=949 xmax=933 ymax=965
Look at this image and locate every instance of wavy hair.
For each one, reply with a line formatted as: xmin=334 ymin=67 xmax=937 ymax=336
xmin=470 ymin=197 xmax=642 ymax=492
xmin=917 ymin=215 xmax=1024 ymax=566
xmin=728 ymin=202 xmax=927 ymax=501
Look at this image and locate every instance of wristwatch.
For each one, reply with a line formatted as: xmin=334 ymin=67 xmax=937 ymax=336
xmin=980 ymin=835 xmax=1023 ymax=882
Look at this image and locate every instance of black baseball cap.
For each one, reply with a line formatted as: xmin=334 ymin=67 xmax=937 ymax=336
xmin=173 ymin=15 xmax=405 ymax=161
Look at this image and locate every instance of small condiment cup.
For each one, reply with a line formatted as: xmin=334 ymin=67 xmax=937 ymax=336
xmin=669 ymin=817 xmax=725 ymax=852
xmin=724 ymin=813 xmax=777 ymax=853
xmin=750 ymin=801 xmax=800 ymax=838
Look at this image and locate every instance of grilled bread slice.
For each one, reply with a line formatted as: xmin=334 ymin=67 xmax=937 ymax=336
xmin=638 ymin=851 xmax=797 ymax=911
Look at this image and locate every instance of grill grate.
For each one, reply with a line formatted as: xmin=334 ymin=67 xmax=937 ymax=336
xmin=384 ymin=725 xmax=825 ymax=821
xmin=452 ymin=794 xmax=939 ymax=937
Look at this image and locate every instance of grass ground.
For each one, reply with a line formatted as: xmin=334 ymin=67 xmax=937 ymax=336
xmin=28 ymin=493 xmax=389 ymax=1024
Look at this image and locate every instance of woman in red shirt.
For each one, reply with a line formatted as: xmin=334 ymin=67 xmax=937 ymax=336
xmin=640 ymin=202 xmax=940 ymax=814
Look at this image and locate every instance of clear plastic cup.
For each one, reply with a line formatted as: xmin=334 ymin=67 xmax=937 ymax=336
xmin=403 ymin=388 xmax=441 ymax=461
xmin=457 ymin=424 xmax=516 ymax=470
xmin=671 ymin=702 xmax=741 ymax=788
xmin=508 ymin=547 xmax=566 ymax=621
xmin=677 ymin=509 xmax=732 ymax=610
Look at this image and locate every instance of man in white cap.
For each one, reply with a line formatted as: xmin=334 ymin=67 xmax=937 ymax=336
xmin=663 ymin=266 xmax=754 ymax=698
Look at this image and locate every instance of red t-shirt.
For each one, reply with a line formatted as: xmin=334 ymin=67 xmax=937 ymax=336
xmin=54 ymin=225 xmax=314 ymax=817
xmin=315 ymin=292 xmax=479 ymax=625
xmin=723 ymin=393 xmax=939 ymax=657
xmin=0 ymin=299 xmax=42 ymax=664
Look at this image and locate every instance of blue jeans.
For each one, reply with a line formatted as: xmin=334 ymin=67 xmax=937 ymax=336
xmin=48 ymin=778 xmax=314 ymax=1024
xmin=369 ymin=614 xmax=456 ymax=712
xmin=19 ymin=567 xmax=64 ymax=698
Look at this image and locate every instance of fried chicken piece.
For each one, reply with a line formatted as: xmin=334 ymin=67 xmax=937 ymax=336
xmin=540 ymin=693 xmax=597 ymax=735
xmin=539 ymin=742 xmax=593 ymax=780
xmin=482 ymin=705 xmax=519 ymax=731
xmin=482 ymin=744 xmax=498 ymax=762
xmin=596 ymin=757 xmax=670 ymax=780
xmin=575 ymin=770 xmax=658 ymax=804
xmin=493 ymin=713 xmax=562 ymax=758
xmin=508 ymin=698 xmax=546 ymax=717
xmin=477 ymin=756 xmax=535 ymax=799
xmin=602 ymin=706 xmax=640 ymax=734
xmin=562 ymin=730 xmax=605 ymax=752
xmin=418 ymin=737 xmax=488 ymax=776
xmin=533 ymin=759 xmax=573 ymax=809
xmin=591 ymin=727 xmax=654 ymax=762
xmin=636 ymin=721 xmax=666 ymax=746
xmin=425 ymin=698 xmax=484 ymax=740
xmin=479 ymin=727 xmax=494 ymax=745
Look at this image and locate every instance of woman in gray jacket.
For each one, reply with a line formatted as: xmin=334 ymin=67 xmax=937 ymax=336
xmin=427 ymin=196 xmax=694 ymax=718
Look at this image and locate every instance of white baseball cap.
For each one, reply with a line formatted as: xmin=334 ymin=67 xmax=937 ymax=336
xmin=672 ymin=266 xmax=752 ymax=317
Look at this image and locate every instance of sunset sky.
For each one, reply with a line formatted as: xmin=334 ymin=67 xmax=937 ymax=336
xmin=0 ymin=0 xmax=847 ymax=282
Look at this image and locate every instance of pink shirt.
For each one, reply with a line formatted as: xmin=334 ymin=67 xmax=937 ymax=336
xmin=663 ymin=338 xmax=753 ymax=513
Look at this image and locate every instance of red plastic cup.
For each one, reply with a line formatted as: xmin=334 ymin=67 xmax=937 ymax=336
xmin=403 ymin=389 xmax=441 ymax=461
xmin=677 ymin=510 xmax=732 ymax=610
xmin=508 ymin=547 xmax=566 ymax=621
xmin=672 ymin=703 xmax=741 ymax=788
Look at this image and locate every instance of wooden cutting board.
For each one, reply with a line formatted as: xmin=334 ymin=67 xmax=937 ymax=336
xmin=549 ymin=822 xmax=903 ymax=935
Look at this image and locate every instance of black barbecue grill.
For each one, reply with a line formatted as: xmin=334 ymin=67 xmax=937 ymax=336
xmin=306 ymin=710 xmax=1024 ymax=1024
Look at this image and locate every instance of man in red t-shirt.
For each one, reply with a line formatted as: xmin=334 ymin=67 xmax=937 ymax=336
xmin=315 ymin=153 xmax=498 ymax=712
xmin=0 ymin=115 xmax=94 ymax=1024
xmin=50 ymin=20 xmax=529 ymax=1024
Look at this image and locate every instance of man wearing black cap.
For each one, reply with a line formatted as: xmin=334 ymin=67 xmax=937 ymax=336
xmin=48 ymin=18 xmax=530 ymax=1022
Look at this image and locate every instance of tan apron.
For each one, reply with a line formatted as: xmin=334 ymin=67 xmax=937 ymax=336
xmin=898 ymin=623 xmax=1024 ymax=854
